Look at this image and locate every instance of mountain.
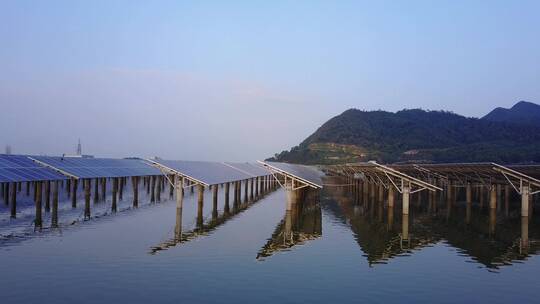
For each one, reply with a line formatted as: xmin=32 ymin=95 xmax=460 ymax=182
xmin=482 ymin=101 xmax=540 ymax=126
xmin=268 ymin=103 xmax=540 ymax=165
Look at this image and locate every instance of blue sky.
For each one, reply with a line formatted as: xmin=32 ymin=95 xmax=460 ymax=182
xmin=1 ymin=1 xmax=539 ymax=160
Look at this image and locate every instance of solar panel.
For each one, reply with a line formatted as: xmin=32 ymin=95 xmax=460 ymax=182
xmin=224 ymin=162 xmax=269 ymax=177
xmin=31 ymin=156 xmax=161 ymax=179
xmin=0 ymin=154 xmax=68 ymax=182
xmin=149 ymin=159 xmax=256 ymax=186
xmin=259 ymin=161 xmax=323 ymax=188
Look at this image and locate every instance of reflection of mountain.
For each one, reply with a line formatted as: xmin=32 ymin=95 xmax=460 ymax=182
xmin=323 ymin=177 xmax=540 ymax=269
xmin=257 ymin=192 xmax=322 ymax=260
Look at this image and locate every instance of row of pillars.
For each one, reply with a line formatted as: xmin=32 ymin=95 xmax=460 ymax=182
xmin=175 ymin=175 xmax=278 ymax=238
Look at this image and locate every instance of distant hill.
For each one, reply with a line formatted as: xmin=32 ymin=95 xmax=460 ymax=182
xmin=268 ymin=102 xmax=540 ymax=165
xmin=482 ymin=101 xmax=540 ymax=126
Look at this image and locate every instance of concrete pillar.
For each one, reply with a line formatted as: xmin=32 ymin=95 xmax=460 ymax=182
xmin=224 ymin=182 xmax=230 ymax=214
xmin=93 ymin=178 xmax=99 ymax=203
xmin=489 ymin=207 xmax=496 ymax=236
xmin=402 ymin=184 xmax=410 ymax=215
xmin=10 ymin=182 xmax=17 ymax=218
xmin=35 ymin=181 xmax=42 ymax=230
xmin=175 ymin=177 xmax=183 ymax=209
xmin=197 ymin=184 xmax=204 ymax=228
xmin=378 ymin=185 xmax=384 ymax=204
xmin=175 ymin=206 xmax=183 ymax=241
xmin=244 ymin=179 xmax=248 ymax=203
xmin=521 ymin=216 xmax=529 ymax=250
xmin=402 ymin=213 xmax=409 ymax=241
xmin=504 ymin=185 xmax=510 ymax=217
xmin=522 ymin=185 xmax=530 ymax=217
xmin=150 ymin=176 xmax=156 ymax=202
xmin=388 ymin=187 xmax=395 ymax=207
xmin=387 ymin=206 xmax=394 ymax=230
xmin=52 ymin=181 xmax=59 ymax=227
xmin=101 ymin=178 xmax=106 ymax=201
xmin=132 ymin=177 xmax=139 ymax=208
xmin=466 ymin=183 xmax=472 ymax=204
xmin=250 ymin=178 xmax=254 ymax=201
xmin=255 ymin=177 xmax=259 ymax=197
xmin=212 ymin=184 xmax=218 ymax=213
xmin=489 ymin=185 xmax=497 ymax=209
xmin=119 ymin=177 xmax=124 ymax=201
xmin=71 ymin=179 xmax=78 ymax=208
xmin=169 ymin=175 xmax=175 ymax=198
xmin=112 ymin=178 xmax=118 ymax=212
xmin=233 ymin=181 xmax=238 ymax=205
xmin=363 ymin=181 xmax=368 ymax=204
xmin=44 ymin=181 xmax=51 ymax=212
xmin=84 ymin=179 xmax=91 ymax=219
xmin=156 ymin=176 xmax=161 ymax=202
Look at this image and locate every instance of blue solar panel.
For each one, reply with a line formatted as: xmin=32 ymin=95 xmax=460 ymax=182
xmin=259 ymin=161 xmax=323 ymax=188
xmin=225 ymin=162 xmax=269 ymax=177
xmin=31 ymin=156 xmax=161 ymax=179
xmin=0 ymin=154 xmax=68 ymax=182
xmin=149 ymin=160 xmax=259 ymax=185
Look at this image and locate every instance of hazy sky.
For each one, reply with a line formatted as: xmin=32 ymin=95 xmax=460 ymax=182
xmin=1 ymin=1 xmax=539 ymax=161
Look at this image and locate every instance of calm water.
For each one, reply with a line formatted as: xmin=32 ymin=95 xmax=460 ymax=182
xmin=1 ymin=177 xmax=539 ymax=303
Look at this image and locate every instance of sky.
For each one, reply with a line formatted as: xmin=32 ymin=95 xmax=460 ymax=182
xmin=1 ymin=0 xmax=539 ymax=161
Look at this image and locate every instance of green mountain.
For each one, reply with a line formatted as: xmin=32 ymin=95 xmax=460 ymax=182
xmin=268 ymin=102 xmax=540 ymax=165
xmin=483 ymin=101 xmax=540 ymax=127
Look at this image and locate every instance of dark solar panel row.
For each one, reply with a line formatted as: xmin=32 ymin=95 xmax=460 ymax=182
xmin=259 ymin=161 xmax=323 ymax=188
xmin=149 ymin=160 xmax=270 ymax=186
xmin=0 ymin=154 xmax=67 ymax=182
xmin=31 ymin=156 xmax=162 ymax=179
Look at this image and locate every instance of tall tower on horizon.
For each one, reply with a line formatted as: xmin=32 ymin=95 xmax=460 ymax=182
xmin=76 ymin=139 xmax=82 ymax=156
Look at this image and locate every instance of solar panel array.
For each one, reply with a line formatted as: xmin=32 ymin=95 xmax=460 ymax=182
xmin=150 ymin=160 xmax=270 ymax=186
xmin=260 ymin=161 xmax=323 ymax=188
xmin=31 ymin=156 xmax=161 ymax=179
xmin=0 ymin=154 xmax=67 ymax=182
xmin=224 ymin=162 xmax=269 ymax=177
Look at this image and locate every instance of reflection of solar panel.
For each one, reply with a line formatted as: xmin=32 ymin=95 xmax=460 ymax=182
xmin=224 ymin=162 xmax=268 ymax=177
xmin=263 ymin=161 xmax=323 ymax=188
xmin=31 ymin=156 xmax=161 ymax=179
xmin=260 ymin=161 xmax=323 ymax=188
xmin=0 ymin=154 xmax=67 ymax=182
xmin=149 ymin=160 xmax=263 ymax=186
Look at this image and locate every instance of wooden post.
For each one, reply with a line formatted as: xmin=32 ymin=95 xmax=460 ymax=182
xmin=35 ymin=181 xmax=42 ymax=229
xmin=52 ymin=181 xmax=59 ymax=227
xmin=84 ymin=179 xmax=91 ymax=219
xmin=10 ymin=182 xmax=17 ymax=218
xmin=112 ymin=178 xmax=118 ymax=212
xmin=71 ymin=179 xmax=78 ymax=208
xmin=132 ymin=177 xmax=139 ymax=208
